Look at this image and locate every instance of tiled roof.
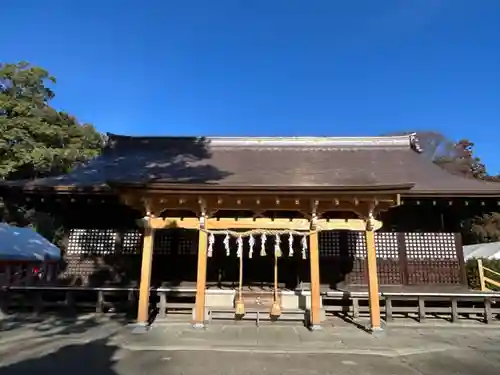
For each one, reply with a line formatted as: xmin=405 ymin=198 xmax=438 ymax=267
xmin=3 ymin=133 xmax=500 ymax=196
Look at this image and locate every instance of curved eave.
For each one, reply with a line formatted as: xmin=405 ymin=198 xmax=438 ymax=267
xmin=107 ymin=181 xmax=415 ymax=195
xmin=0 ymin=183 xmax=114 ymax=195
xmin=403 ymin=190 xmax=500 ymax=198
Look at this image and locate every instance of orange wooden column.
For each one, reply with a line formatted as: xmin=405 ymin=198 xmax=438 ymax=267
xmin=365 ymin=216 xmax=382 ymax=331
xmin=309 ymin=228 xmax=322 ymax=329
xmin=193 ymin=219 xmax=208 ymax=328
xmin=137 ymin=225 xmax=155 ymax=326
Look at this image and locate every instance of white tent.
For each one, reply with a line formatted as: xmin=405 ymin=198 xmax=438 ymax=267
xmin=0 ymin=223 xmax=61 ymax=262
xmin=463 ymin=242 xmax=500 ymax=260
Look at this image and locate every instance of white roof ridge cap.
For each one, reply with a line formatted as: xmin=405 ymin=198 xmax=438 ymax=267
xmin=208 ymin=135 xmax=412 ymax=148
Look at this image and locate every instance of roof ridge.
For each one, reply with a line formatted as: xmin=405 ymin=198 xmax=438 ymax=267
xmin=106 ymin=133 xmax=421 ymax=151
xmin=209 ymin=135 xmax=413 ymax=148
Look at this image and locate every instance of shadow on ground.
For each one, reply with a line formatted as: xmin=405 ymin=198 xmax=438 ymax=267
xmin=0 ymin=312 xmax=131 ymax=339
xmin=0 ymin=338 xmax=120 ymax=375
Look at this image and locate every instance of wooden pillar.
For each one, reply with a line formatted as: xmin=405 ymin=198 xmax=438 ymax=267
xmin=365 ymin=215 xmax=382 ymax=331
xmin=309 ymin=228 xmax=322 ymax=329
xmin=137 ymin=225 xmax=155 ymax=325
xmin=193 ymin=219 xmax=208 ymax=328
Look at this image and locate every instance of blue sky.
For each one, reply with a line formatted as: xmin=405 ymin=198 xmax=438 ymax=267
xmin=3 ymin=1 xmax=500 ymax=172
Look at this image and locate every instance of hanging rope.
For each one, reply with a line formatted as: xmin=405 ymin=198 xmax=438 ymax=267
xmin=271 ymin=243 xmax=281 ymax=317
xmin=204 ymin=229 xmax=312 ymax=258
xmin=235 ymin=236 xmax=245 ymax=316
xmin=236 ymin=236 xmax=243 ymax=258
xmin=274 ymin=234 xmax=282 ymax=257
xmin=201 ymin=228 xmax=316 ymax=237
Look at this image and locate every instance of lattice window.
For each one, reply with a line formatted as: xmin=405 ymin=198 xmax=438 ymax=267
xmin=405 ymin=233 xmax=456 ymax=259
xmin=348 ymin=232 xmax=367 ymax=258
xmin=375 ymin=232 xmax=399 ymax=259
xmin=319 ymin=231 xmax=341 ymax=257
xmin=153 ymin=230 xmax=198 ymax=255
xmin=67 ymin=229 xmax=116 ymax=255
xmin=122 ymin=230 xmax=142 ymax=254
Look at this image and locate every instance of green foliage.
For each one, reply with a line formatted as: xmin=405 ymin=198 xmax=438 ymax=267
xmin=0 ymin=62 xmax=105 ymax=242
xmin=468 ymin=212 xmax=500 ymax=244
xmin=0 ymin=61 xmax=104 ymax=180
xmin=466 ymin=258 xmax=500 ymax=291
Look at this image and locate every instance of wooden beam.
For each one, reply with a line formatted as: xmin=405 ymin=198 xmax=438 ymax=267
xmin=316 ymin=219 xmax=383 ymax=231
xmin=138 ymin=217 xmax=383 ymax=231
xmin=137 ymin=226 xmax=155 ymax=325
xmin=207 ymin=218 xmax=310 ymax=230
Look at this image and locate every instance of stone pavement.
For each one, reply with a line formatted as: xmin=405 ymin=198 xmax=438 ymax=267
xmin=114 ymin=318 xmax=500 ymax=357
xmin=1 ymin=315 xmax=500 ymax=374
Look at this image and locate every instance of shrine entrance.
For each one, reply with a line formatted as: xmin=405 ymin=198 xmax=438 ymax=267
xmin=204 ymin=230 xmax=312 ymax=317
xmin=114 ymin=189 xmax=400 ymax=331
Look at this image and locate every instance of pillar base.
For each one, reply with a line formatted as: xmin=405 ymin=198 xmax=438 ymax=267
xmin=130 ymin=322 xmax=150 ymax=334
xmin=367 ymin=326 xmax=385 ymax=337
xmin=309 ymin=324 xmax=323 ymax=331
xmin=192 ymin=322 xmax=205 ymax=329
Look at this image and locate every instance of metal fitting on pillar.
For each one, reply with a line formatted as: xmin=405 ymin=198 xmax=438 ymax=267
xmin=310 ymin=199 xmax=319 ymax=230
xmin=365 ymin=210 xmax=375 ymax=231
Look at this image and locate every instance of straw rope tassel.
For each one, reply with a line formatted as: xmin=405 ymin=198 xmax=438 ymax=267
xmin=271 ymin=234 xmax=281 ymax=317
xmin=235 ymin=236 xmax=245 ymax=317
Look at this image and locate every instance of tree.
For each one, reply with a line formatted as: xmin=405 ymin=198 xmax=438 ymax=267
xmin=385 ymin=131 xmax=490 ymax=179
xmin=0 ymin=62 xmax=104 ymax=180
xmin=0 ymin=62 xmax=104 ymax=239
xmin=433 ymin=139 xmax=487 ymax=179
xmin=468 ymin=212 xmax=500 ymax=244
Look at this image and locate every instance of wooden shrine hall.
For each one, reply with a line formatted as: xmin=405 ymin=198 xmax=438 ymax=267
xmin=2 ymin=133 xmax=500 ymax=332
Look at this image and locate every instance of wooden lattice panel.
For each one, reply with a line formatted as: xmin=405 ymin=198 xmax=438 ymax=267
xmin=67 ymin=229 xmax=116 ymax=255
xmin=405 ymin=233 xmax=457 ymax=259
xmin=404 ymin=233 xmax=461 ymax=285
xmin=318 ymin=231 xmax=341 ymax=257
xmin=122 ymin=230 xmax=142 ymax=254
xmin=375 ymin=232 xmax=399 ymax=259
xmin=347 ymin=232 xmax=367 ymax=258
xmin=153 ymin=230 xmax=198 ymax=255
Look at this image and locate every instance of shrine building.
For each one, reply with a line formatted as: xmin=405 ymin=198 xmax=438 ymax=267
xmin=1 ymin=133 xmax=500 ymax=332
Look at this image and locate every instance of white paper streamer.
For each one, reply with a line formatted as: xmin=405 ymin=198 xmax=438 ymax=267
xmin=260 ymin=233 xmax=267 ymax=256
xmin=274 ymin=234 xmax=282 ymax=257
xmin=224 ymin=233 xmax=230 ymax=256
xmin=236 ymin=236 xmax=243 ymax=258
xmin=249 ymin=235 xmax=255 ymax=259
xmin=301 ymin=235 xmax=308 ymax=259
xmin=208 ymin=232 xmax=215 ymax=257
xmin=288 ymin=233 xmax=294 ymax=257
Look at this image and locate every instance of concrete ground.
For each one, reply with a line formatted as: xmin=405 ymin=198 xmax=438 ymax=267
xmin=1 ymin=315 xmax=500 ymax=374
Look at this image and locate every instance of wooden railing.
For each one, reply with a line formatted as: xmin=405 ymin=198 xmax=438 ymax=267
xmin=0 ymin=286 xmax=196 ymax=319
xmin=323 ymin=290 xmax=500 ymax=324
xmin=1 ymin=286 xmax=499 ymax=324
xmin=477 ymin=259 xmax=500 ymax=291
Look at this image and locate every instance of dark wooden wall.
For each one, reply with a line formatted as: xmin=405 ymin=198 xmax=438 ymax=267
xmin=7 ymin=195 xmax=489 ymax=289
